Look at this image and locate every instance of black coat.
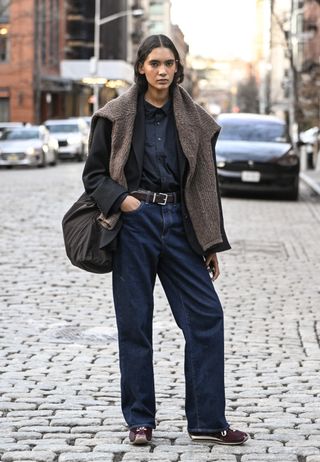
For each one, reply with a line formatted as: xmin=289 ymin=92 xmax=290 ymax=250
xmin=82 ymin=105 xmax=230 ymax=255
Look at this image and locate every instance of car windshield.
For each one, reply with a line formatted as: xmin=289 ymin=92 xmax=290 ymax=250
xmin=1 ymin=129 xmax=39 ymax=140
xmin=46 ymin=124 xmax=79 ymax=133
xmin=219 ymin=121 xmax=287 ymax=142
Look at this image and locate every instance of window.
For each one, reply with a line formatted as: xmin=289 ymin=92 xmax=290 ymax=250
xmin=49 ymin=0 xmax=59 ymax=65
xmin=41 ymin=3 xmax=47 ymax=64
xmin=0 ymin=25 xmax=8 ymax=61
xmin=150 ymin=4 xmax=164 ymax=15
xmin=296 ymin=12 xmax=303 ymax=34
xmin=149 ymin=22 xmax=164 ymax=34
xmin=218 ymin=121 xmax=287 ymax=142
xmin=0 ymin=0 xmax=9 ymax=20
xmin=293 ymin=0 xmax=304 ymax=9
xmin=0 ymin=97 xmax=9 ymax=122
xmin=297 ymin=42 xmax=304 ymax=71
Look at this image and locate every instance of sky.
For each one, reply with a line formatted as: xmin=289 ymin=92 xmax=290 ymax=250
xmin=170 ymin=0 xmax=257 ymax=61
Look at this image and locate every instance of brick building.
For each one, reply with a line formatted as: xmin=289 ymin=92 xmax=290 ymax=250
xmin=0 ymin=0 xmax=189 ymax=122
xmin=0 ymin=0 xmax=69 ymax=123
xmin=0 ymin=0 xmax=140 ymax=122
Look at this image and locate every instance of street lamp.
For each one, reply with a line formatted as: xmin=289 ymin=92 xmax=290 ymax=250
xmin=91 ymin=1 xmax=144 ymax=112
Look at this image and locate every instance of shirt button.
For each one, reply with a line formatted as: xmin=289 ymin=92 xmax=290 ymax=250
xmin=158 ymin=137 xmax=161 ymax=141
xmin=156 ymin=122 xmax=160 ymax=125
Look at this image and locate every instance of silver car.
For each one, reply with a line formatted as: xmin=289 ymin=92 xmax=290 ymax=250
xmin=0 ymin=125 xmax=58 ymax=168
xmin=44 ymin=118 xmax=89 ymax=161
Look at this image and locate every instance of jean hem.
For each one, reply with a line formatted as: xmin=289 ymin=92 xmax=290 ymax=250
xmin=188 ymin=423 xmax=230 ymax=433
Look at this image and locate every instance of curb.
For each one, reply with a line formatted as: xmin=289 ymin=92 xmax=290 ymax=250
xmin=300 ymin=172 xmax=320 ymax=195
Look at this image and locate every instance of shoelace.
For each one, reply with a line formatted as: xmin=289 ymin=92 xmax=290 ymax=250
xmin=221 ymin=428 xmax=237 ymax=437
xmin=136 ymin=426 xmax=147 ymax=432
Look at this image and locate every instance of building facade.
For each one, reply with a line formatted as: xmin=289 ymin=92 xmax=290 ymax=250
xmin=0 ymin=0 xmax=143 ymax=122
xmin=61 ymin=0 xmax=145 ymax=113
xmin=0 ymin=0 xmax=191 ymax=122
xmin=256 ymin=0 xmax=320 ymax=135
xmin=0 ymin=0 xmax=69 ymax=123
xmin=147 ymin=0 xmax=171 ymax=36
xmin=299 ymin=0 xmax=320 ymax=129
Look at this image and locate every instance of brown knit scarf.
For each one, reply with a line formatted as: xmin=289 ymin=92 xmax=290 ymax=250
xmin=89 ymin=84 xmax=223 ymax=251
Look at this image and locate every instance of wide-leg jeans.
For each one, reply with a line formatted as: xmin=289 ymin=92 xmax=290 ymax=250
xmin=112 ymin=200 xmax=229 ymax=433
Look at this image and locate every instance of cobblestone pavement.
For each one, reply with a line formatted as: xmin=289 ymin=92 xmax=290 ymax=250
xmin=0 ymin=163 xmax=319 ymax=462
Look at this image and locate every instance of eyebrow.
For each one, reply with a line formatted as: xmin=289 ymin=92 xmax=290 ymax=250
xmin=148 ymin=59 xmax=175 ymax=63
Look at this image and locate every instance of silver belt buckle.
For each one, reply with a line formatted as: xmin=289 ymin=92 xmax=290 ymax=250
xmin=157 ymin=193 xmax=168 ymax=205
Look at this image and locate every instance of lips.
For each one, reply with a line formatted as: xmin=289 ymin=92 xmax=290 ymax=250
xmin=157 ymin=79 xmax=169 ymax=83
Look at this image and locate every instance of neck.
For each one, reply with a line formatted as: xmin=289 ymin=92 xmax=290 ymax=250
xmin=144 ymin=87 xmax=170 ymax=107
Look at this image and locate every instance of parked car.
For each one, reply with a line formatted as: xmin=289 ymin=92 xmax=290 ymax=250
xmin=299 ymin=126 xmax=319 ymax=169
xmin=44 ymin=118 xmax=89 ymax=161
xmin=82 ymin=116 xmax=92 ymax=129
xmin=0 ymin=122 xmax=24 ymax=137
xmin=216 ymin=113 xmax=300 ymax=200
xmin=0 ymin=125 xmax=58 ymax=168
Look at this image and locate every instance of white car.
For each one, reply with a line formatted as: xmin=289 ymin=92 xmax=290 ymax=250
xmin=0 ymin=122 xmax=24 ymax=137
xmin=45 ymin=118 xmax=89 ymax=161
xmin=0 ymin=125 xmax=58 ymax=168
xmin=299 ymin=127 xmax=319 ymax=169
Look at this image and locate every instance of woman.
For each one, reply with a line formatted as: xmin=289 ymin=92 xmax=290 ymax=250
xmin=83 ymin=34 xmax=248 ymax=446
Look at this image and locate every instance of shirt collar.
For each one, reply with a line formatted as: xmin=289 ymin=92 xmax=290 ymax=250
xmin=144 ymin=98 xmax=172 ymax=117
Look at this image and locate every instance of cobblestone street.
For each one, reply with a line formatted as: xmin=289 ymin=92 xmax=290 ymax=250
xmin=0 ymin=163 xmax=319 ymax=462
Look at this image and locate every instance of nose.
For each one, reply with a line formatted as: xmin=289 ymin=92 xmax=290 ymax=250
xmin=158 ymin=63 xmax=168 ymax=75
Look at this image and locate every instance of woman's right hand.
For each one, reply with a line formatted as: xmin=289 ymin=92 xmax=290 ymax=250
xmin=120 ymin=195 xmax=141 ymax=213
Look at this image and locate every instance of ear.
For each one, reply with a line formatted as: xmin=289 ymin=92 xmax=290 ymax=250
xmin=138 ymin=63 xmax=145 ymax=75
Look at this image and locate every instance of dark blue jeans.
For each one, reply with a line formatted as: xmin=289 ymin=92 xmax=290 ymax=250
xmin=112 ymin=201 xmax=229 ymax=432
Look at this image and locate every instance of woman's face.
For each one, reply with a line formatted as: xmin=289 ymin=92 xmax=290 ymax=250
xmin=139 ymin=47 xmax=177 ymax=92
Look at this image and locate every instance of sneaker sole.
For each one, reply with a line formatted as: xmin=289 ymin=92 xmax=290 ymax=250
xmin=130 ymin=435 xmax=151 ymax=445
xmin=189 ymin=433 xmax=249 ymax=445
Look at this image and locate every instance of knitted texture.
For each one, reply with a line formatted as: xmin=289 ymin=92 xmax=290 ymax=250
xmin=88 ymin=84 xmax=222 ymax=251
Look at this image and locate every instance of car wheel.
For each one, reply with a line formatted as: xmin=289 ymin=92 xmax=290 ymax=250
xmin=286 ymin=178 xmax=299 ymax=201
xmin=50 ymin=151 xmax=58 ymax=166
xmin=77 ymin=145 xmax=86 ymax=162
xmin=38 ymin=151 xmax=47 ymax=168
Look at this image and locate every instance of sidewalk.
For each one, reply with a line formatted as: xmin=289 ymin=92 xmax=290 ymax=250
xmin=300 ymin=169 xmax=320 ymax=195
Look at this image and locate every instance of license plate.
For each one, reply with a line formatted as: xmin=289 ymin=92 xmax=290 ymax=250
xmin=8 ymin=154 xmax=19 ymax=162
xmin=241 ymin=171 xmax=261 ymax=182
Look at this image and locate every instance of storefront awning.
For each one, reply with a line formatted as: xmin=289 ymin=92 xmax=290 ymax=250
xmin=41 ymin=76 xmax=73 ymax=92
xmin=60 ymin=60 xmax=134 ymax=85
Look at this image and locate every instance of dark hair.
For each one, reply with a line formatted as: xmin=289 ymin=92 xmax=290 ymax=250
xmin=134 ymin=34 xmax=184 ymax=92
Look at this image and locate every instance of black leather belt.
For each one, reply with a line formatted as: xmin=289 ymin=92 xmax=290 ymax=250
xmin=131 ymin=190 xmax=180 ymax=205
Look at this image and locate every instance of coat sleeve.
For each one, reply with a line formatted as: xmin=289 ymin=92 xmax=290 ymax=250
xmin=82 ymin=117 xmax=128 ymax=217
xmin=204 ymin=131 xmax=231 ymax=255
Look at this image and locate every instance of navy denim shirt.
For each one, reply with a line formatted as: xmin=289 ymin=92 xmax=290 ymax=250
xmin=139 ymin=99 xmax=180 ymax=193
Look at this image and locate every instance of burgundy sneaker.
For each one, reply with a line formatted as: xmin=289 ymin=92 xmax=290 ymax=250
xmin=189 ymin=428 xmax=249 ymax=445
xmin=129 ymin=426 xmax=152 ymax=445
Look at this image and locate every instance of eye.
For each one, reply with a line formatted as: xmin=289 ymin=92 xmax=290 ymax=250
xmin=150 ymin=61 xmax=159 ymax=68
xmin=165 ymin=61 xmax=175 ymax=67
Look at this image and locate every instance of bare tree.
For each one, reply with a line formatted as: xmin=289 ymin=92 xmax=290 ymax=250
xmin=270 ymin=0 xmax=302 ymax=140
